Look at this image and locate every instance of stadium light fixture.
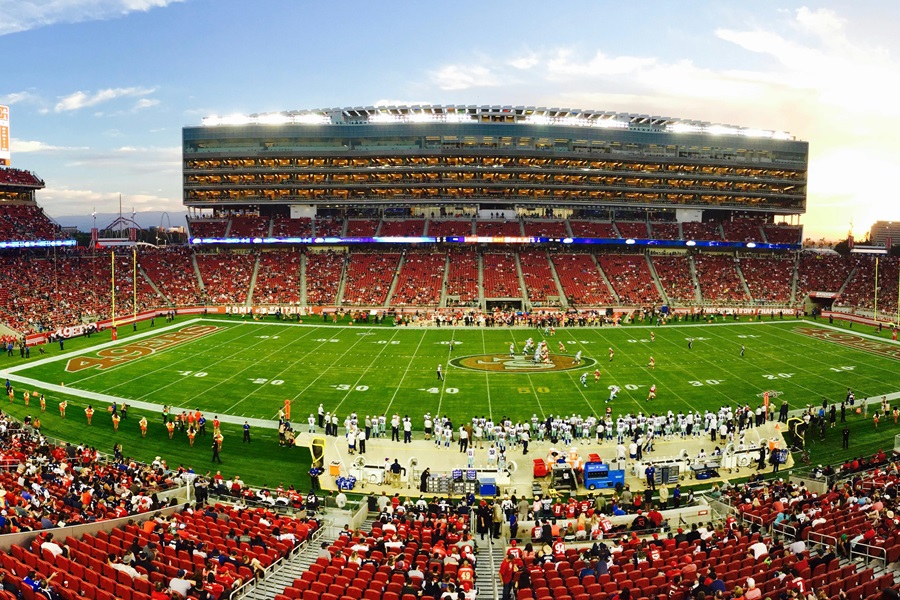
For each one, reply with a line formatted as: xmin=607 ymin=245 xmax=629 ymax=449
xmin=293 ymin=114 xmax=330 ymax=125
xmin=257 ymin=113 xmax=291 ymax=126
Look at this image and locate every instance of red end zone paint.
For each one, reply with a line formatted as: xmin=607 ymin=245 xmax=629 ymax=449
xmin=794 ymin=326 xmax=900 ymax=360
xmin=65 ymin=325 xmax=221 ymax=372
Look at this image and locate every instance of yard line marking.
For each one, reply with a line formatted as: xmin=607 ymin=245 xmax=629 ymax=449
xmin=383 ymin=329 xmax=430 ymax=417
xmin=331 ymin=328 xmax=404 ymax=415
xmin=525 ymin=374 xmax=547 ymax=419
xmin=4 ymin=318 xmax=204 ymax=374
xmin=83 ymin=325 xmax=252 ymax=390
xmin=480 ymin=329 xmax=493 ymax=421
xmin=221 ymin=326 xmax=327 ymax=413
xmin=699 ymin=324 xmax=897 ymax=398
xmin=131 ymin=324 xmax=311 ymax=403
xmin=589 ymin=327 xmax=710 ymax=413
xmin=288 ymin=327 xmax=385 ymax=403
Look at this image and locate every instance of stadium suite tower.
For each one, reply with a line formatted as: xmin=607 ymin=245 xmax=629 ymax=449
xmin=182 ymin=105 xmax=807 ymax=225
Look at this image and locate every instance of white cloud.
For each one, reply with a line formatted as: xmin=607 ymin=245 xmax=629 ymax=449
xmin=0 ymin=91 xmax=39 ymax=105
xmin=430 ymin=64 xmax=501 ymax=91
xmin=63 ymin=145 xmax=181 ymax=174
xmin=420 ymin=7 xmax=900 ymax=240
xmin=0 ymin=0 xmax=185 ymax=36
xmin=38 ymin=186 xmax=183 ymax=216
xmin=54 ymin=87 xmax=156 ymax=113
xmin=133 ymin=98 xmax=160 ymax=110
xmin=10 ymin=138 xmax=88 ymax=153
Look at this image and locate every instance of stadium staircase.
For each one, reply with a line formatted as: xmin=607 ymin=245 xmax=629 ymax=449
xmin=611 ymin=222 xmax=622 ymax=238
xmin=374 ymin=219 xmax=383 ymax=236
xmin=299 ymin=253 xmax=308 ymax=305
xmin=545 ymin=251 xmax=569 ymax=309
xmin=477 ymin=252 xmax=485 ymax=309
xmin=241 ymin=521 xmax=332 ymax=600
xmin=715 ymin=221 xmax=726 ymax=240
xmin=223 ymin=218 xmax=233 ymax=238
xmin=591 ymin=254 xmax=620 ymax=304
xmin=439 ymin=253 xmax=450 ymax=307
xmin=475 ymin=539 xmax=504 ymax=600
xmin=734 ymin=256 xmax=753 ymax=300
xmin=384 ymin=254 xmax=404 ymax=308
xmin=335 ymin=256 xmax=349 ymax=306
xmin=513 ymin=252 xmax=530 ymax=309
xmin=790 ymin=253 xmax=800 ymax=305
xmin=837 ymin=265 xmax=857 ymax=298
xmin=138 ymin=265 xmax=167 ymax=304
xmin=688 ymin=255 xmax=703 ymax=303
xmin=564 ymin=218 xmax=574 ymax=238
xmin=645 ymin=253 xmax=669 ymax=305
xmin=191 ymin=253 xmax=205 ymax=294
xmin=246 ymin=254 xmax=261 ymax=306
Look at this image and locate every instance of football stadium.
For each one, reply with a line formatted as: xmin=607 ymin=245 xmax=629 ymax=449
xmin=2 ymin=104 xmax=900 ymax=600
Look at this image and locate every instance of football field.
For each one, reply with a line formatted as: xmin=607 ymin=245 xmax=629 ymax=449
xmin=10 ymin=316 xmax=900 ymax=426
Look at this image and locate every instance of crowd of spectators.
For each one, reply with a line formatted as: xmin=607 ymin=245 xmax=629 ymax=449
xmin=305 ymin=251 xmax=345 ymax=306
xmin=195 ymin=253 xmax=256 ymax=305
xmin=444 ymin=249 xmax=479 ymax=306
xmin=254 ymin=251 xmax=302 ymax=305
xmin=341 ymin=253 xmax=401 ymax=306
xmin=390 ymin=252 xmax=445 ymax=307
xmin=597 ymin=255 xmax=661 ymax=305
xmin=552 ymin=253 xmax=617 ymax=306
xmin=651 ymin=255 xmax=697 ymax=303
xmin=0 ymin=205 xmax=63 ymax=241
xmin=482 ymin=252 xmax=523 ymax=299
xmin=693 ymin=255 xmax=750 ymax=303
xmin=740 ymin=257 xmax=794 ymax=304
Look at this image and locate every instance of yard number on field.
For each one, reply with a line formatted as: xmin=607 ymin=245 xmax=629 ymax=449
xmin=689 ymin=380 xmax=723 ymax=386
xmin=249 ymin=378 xmax=284 ymax=385
xmin=762 ymin=373 xmax=794 ymax=380
xmin=333 ymin=384 xmax=369 ymax=391
xmin=519 ymin=387 xmax=551 ymax=393
xmin=422 ymin=387 xmax=458 ymax=394
xmin=609 ymin=384 xmax=642 ymax=391
xmin=830 ymin=366 xmax=856 ymax=372
xmin=177 ymin=370 xmax=207 ymax=378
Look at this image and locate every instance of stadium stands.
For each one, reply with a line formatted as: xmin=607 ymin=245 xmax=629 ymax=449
xmin=195 ymin=252 xmax=256 ymax=304
xmin=314 ymin=217 xmax=344 ymax=237
xmin=346 ymin=219 xmax=379 ymax=237
xmin=682 ymin=221 xmax=723 ymax=241
xmin=426 ymin=219 xmax=473 ymax=237
xmin=551 ymin=253 xmax=617 ymax=306
xmin=650 ymin=255 xmax=696 ymax=303
xmin=0 ymin=167 xmax=43 ymax=187
xmin=837 ymin=255 xmax=899 ymax=315
xmin=305 ymin=251 xmax=345 ymax=306
xmin=379 ymin=219 xmax=424 ymax=237
xmin=271 ymin=216 xmax=313 ymax=238
xmin=482 ymin=252 xmax=523 ymax=299
xmin=649 ymin=222 xmax=680 ymax=241
xmin=614 ymin=222 xmax=649 ymax=239
xmin=390 ymin=251 xmax=445 ymax=306
xmin=444 ymin=248 xmax=479 ymax=306
xmin=0 ymin=205 xmax=64 ymax=241
xmin=569 ymin=221 xmax=617 ymax=238
xmin=187 ymin=218 xmax=229 ymax=238
xmin=254 ymin=250 xmax=302 ymax=304
xmin=341 ymin=252 xmax=401 ymax=306
xmin=139 ymin=246 xmax=202 ymax=307
xmin=740 ymin=256 xmax=794 ymax=303
xmin=765 ymin=224 xmax=802 ymax=245
xmin=523 ymin=220 xmax=568 ymax=238
xmin=229 ymin=215 xmax=270 ymax=238
xmin=476 ymin=220 xmax=522 ymax=237
xmin=597 ymin=254 xmax=661 ymax=305
xmin=693 ymin=254 xmax=750 ymax=303
xmin=795 ymin=252 xmax=854 ymax=301
xmin=722 ymin=218 xmax=765 ymax=243
xmin=519 ymin=251 xmax=559 ymax=306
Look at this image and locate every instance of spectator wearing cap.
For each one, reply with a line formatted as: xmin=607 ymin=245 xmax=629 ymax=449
xmin=169 ymin=569 xmax=196 ymax=598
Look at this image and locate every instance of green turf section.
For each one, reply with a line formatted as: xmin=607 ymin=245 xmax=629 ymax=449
xmin=3 ymin=315 xmax=899 ymax=489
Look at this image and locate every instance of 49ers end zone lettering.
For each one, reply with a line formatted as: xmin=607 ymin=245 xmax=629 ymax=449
xmin=66 ymin=325 xmax=222 ymax=372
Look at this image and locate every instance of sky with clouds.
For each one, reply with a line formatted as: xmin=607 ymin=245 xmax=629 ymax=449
xmin=2 ymin=0 xmax=898 ymax=240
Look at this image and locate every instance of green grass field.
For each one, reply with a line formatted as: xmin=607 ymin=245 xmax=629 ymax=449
xmin=3 ymin=314 xmax=899 ymax=489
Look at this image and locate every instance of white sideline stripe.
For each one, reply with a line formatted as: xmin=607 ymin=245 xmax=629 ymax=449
xmin=3 ymin=373 xmax=280 ymax=430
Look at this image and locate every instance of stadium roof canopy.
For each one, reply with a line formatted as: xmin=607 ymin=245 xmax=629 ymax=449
xmin=201 ymin=105 xmax=797 ymax=141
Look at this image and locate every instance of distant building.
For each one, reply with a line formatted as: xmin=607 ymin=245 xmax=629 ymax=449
xmin=869 ymin=221 xmax=899 ymax=248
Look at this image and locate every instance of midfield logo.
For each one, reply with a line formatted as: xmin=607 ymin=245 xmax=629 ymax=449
xmin=449 ymin=354 xmax=597 ymax=373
